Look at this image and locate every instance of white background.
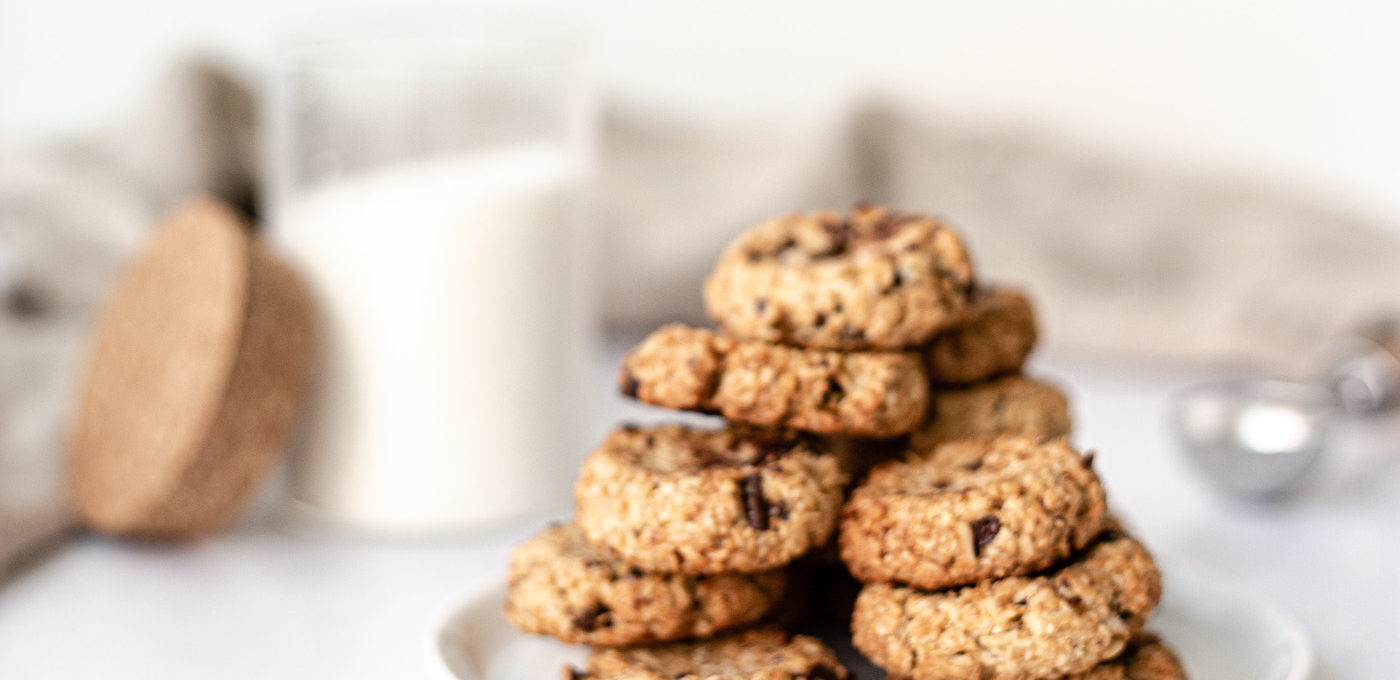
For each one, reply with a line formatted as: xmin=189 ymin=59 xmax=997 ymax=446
xmin=1 ymin=0 xmax=1397 ymax=221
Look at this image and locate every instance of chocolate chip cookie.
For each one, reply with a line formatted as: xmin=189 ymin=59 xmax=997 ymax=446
xmin=924 ymin=285 xmax=1038 ymax=385
xmin=703 ymin=205 xmax=975 ymax=350
xmin=885 ymin=633 xmax=1186 ymax=680
xmin=1072 ymin=634 xmax=1188 ymax=680
xmin=505 ymin=523 xmax=786 ymax=645
xmin=910 ymin=374 xmax=1072 ymax=452
xmin=569 ymin=627 xmax=848 ymax=680
xmin=620 ymin=324 xmax=929 ymax=437
xmin=841 ymin=435 xmax=1107 ymax=590
xmin=851 ymin=529 xmax=1162 ymax=680
xmin=575 ymin=424 xmax=847 ymax=574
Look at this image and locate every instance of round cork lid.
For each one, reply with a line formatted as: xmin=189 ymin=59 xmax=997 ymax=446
xmin=68 ymin=198 xmax=315 ymax=538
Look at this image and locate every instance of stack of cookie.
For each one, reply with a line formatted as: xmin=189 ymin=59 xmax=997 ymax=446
xmin=503 ymin=205 xmax=1185 ymax=680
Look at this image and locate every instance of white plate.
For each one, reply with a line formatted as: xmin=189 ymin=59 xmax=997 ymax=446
xmin=430 ymin=560 xmax=1313 ymax=680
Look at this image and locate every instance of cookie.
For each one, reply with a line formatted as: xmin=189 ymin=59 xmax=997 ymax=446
xmin=924 ymin=286 xmax=1037 ymax=385
xmin=505 ymin=523 xmax=785 ymax=645
xmin=841 ymin=435 xmax=1107 ymax=590
xmin=851 ymin=529 xmax=1163 ymax=680
xmin=910 ymin=375 xmax=1072 ymax=452
xmin=620 ymin=324 xmax=929 ymax=437
xmin=885 ymin=633 xmax=1186 ymax=680
xmin=1070 ymin=634 xmax=1188 ymax=680
xmin=576 ymin=424 xmax=847 ymax=574
xmin=570 ymin=627 xmax=848 ymax=680
xmin=703 ymin=205 xmax=975 ymax=350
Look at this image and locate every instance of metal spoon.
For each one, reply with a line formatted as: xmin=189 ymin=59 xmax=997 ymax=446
xmin=1169 ymin=332 xmax=1400 ymax=498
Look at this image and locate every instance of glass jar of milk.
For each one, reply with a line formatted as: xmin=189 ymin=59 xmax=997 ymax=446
xmin=266 ymin=19 xmax=597 ymax=534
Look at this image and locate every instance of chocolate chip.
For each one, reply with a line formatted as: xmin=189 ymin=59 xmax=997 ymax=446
xmin=770 ymin=500 xmax=790 ymax=521
xmin=619 ymin=422 xmax=640 ymax=433
xmin=970 ymin=515 xmax=1000 ymax=556
xmin=626 ymin=566 xmax=645 ymax=578
xmin=838 ymin=325 xmax=865 ymax=343
xmin=933 ymin=263 xmax=965 ymax=284
xmin=746 ymin=249 xmax=764 ymax=262
xmin=821 ymin=377 xmax=845 ymax=408
xmin=1082 ymin=451 xmax=1096 ymax=468
xmin=565 ymin=666 xmax=586 ymax=680
xmin=620 ymin=373 xmax=640 ymax=398
xmin=871 ymin=212 xmax=901 ymax=240
xmin=962 ymin=459 xmax=983 ymax=471
xmin=804 ymin=665 xmax=842 ymax=680
xmin=572 ymin=603 xmax=610 ymax=631
xmin=752 ymin=437 xmax=796 ymax=464
xmin=740 ymin=473 xmax=770 ymax=530
xmin=694 ymin=448 xmax=730 ymax=468
xmin=1064 ymin=593 xmax=1085 ymax=611
xmin=813 ymin=312 xmax=827 ymax=327
xmin=754 ymin=298 xmax=768 ymax=313
xmin=814 ymin=219 xmax=852 ymax=257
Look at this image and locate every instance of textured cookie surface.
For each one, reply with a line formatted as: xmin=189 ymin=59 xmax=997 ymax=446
xmin=924 ymin=286 xmax=1037 ymax=385
xmin=703 ymin=205 xmax=975 ymax=350
xmin=572 ymin=628 xmax=848 ymax=680
xmin=841 ymin=435 xmax=1106 ymax=590
xmin=851 ymin=530 xmax=1163 ymax=680
xmin=621 ymin=324 xmax=929 ymax=437
xmin=505 ymin=523 xmax=785 ymax=645
xmin=910 ymin=375 xmax=1072 ymax=451
xmin=1074 ymin=634 xmax=1188 ymax=680
xmin=886 ymin=633 xmax=1186 ymax=680
xmin=575 ymin=425 xmax=847 ymax=574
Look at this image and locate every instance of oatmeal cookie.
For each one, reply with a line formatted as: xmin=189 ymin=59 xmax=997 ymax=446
xmin=703 ymin=205 xmax=975 ymax=350
xmin=851 ymin=529 xmax=1163 ymax=680
xmin=910 ymin=375 xmax=1072 ymax=451
xmin=575 ymin=424 xmax=847 ymax=574
xmin=505 ymin=523 xmax=785 ymax=645
xmin=620 ymin=324 xmax=928 ymax=437
xmin=841 ymin=435 xmax=1106 ymax=590
xmin=924 ymin=285 xmax=1037 ymax=385
xmin=886 ymin=632 xmax=1186 ymax=680
xmin=568 ymin=627 xmax=847 ymax=680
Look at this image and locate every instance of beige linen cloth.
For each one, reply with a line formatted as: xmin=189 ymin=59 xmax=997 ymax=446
xmin=3 ymin=62 xmax=1398 ymax=569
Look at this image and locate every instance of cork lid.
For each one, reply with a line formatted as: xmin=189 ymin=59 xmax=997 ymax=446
xmin=68 ymin=198 xmax=315 ymax=538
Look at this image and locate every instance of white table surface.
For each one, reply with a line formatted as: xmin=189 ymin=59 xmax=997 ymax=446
xmin=1 ymin=341 xmax=1396 ymax=679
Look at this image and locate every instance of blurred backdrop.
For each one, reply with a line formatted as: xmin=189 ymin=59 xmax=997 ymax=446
xmin=4 ymin=1 xmax=1399 ymax=510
